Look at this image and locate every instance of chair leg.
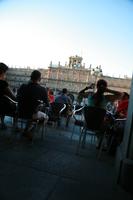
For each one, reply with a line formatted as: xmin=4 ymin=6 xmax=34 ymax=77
xmin=91 ymin=135 xmax=96 ymax=144
xmin=71 ymin=123 xmax=79 ymax=140
xmin=41 ymin=123 xmax=44 ymax=140
xmin=76 ymin=127 xmax=85 ymax=154
xmin=107 ymin=134 xmax=117 ymax=155
xmin=97 ymin=132 xmax=106 ymax=159
xmin=90 ymin=134 xmax=93 ymax=144
xmin=81 ymin=129 xmax=87 ymax=148
xmin=57 ymin=117 xmax=61 ymax=127
xmin=41 ymin=120 xmax=47 ymax=140
xmin=71 ymin=123 xmax=83 ymax=141
xmin=0 ymin=115 xmax=6 ymax=129
xmin=31 ymin=122 xmax=37 ymax=144
xmin=13 ymin=116 xmax=19 ymax=130
xmin=66 ymin=115 xmax=70 ymax=127
xmin=70 ymin=125 xmax=75 ymax=140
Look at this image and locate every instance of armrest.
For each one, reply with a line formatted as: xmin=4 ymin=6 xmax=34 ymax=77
xmin=4 ymin=95 xmax=18 ymax=104
xmin=72 ymin=106 xmax=84 ymax=122
xmin=59 ymin=104 xmax=66 ymax=114
xmin=115 ymin=118 xmax=127 ymax=121
xmin=73 ymin=106 xmax=84 ymax=115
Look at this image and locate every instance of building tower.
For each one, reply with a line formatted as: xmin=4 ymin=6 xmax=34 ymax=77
xmin=68 ymin=55 xmax=84 ymax=69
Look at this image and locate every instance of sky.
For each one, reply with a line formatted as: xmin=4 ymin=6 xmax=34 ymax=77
xmin=0 ymin=0 xmax=133 ymax=78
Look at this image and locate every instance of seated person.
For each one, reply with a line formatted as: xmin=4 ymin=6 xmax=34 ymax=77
xmin=80 ymin=79 xmax=122 ymax=109
xmin=115 ymin=92 xmax=129 ymax=118
xmin=78 ymin=79 xmax=123 ymax=148
xmin=17 ymin=70 xmax=49 ymax=138
xmin=54 ymin=88 xmax=72 ymax=126
xmin=48 ymin=88 xmax=55 ymax=103
xmin=55 ymin=88 xmax=72 ymax=111
xmin=0 ymin=63 xmax=16 ymax=128
xmin=55 ymin=88 xmax=71 ymax=104
xmin=108 ymin=92 xmax=129 ymax=154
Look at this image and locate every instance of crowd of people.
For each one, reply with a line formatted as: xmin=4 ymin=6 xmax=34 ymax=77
xmin=0 ymin=62 xmax=130 ymax=151
xmin=0 ymin=62 xmax=74 ymax=139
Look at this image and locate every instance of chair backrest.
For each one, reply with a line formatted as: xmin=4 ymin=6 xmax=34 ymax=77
xmin=83 ymin=106 xmax=106 ymax=131
xmin=48 ymin=102 xmax=66 ymax=121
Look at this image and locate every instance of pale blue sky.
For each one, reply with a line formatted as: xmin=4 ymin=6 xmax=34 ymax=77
xmin=0 ymin=0 xmax=133 ymax=78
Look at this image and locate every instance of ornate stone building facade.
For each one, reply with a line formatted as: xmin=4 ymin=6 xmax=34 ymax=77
xmin=6 ymin=55 xmax=131 ymax=94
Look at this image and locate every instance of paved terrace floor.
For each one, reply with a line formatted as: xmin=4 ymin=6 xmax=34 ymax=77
xmin=0 ymin=117 xmax=133 ymax=200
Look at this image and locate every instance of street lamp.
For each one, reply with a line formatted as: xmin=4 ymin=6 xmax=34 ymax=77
xmin=91 ymin=65 xmax=103 ymax=91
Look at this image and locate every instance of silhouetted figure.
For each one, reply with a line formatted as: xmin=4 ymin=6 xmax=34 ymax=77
xmin=55 ymin=88 xmax=72 ymax=127
xmin=17 ymin=70 xmax=49 ymax=139
xmin=0 ymin=63 xmax=16 ymax=128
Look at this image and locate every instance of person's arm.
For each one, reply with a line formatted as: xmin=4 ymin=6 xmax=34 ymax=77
xmin=105 ymin=88 xmax=122 ymax=102
xmin=77 ymin=88 xmax=89 ymax=104
xmin=77 ymin=83 xmax=95 ymax=103
xmin=4 ymin=87 xmax=16 ymax=101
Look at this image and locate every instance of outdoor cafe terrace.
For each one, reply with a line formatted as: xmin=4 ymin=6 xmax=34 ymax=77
xmin=0 ymin=116 xmax=132 ymax=200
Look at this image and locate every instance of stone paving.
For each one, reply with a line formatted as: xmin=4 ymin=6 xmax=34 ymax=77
xmin=0 ymin=118 xmax=133 ymax=200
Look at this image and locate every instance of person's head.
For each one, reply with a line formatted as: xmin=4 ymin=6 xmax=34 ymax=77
xmin=49 ymin=89 xmax=54 ymax=95
xmin=62 ymin=88 xmax=68 ymax=94
xmin=96 ymin=79 xmax=107 ymax=94
xmin=30 ymin=70 xmax=41 ymax=83
xmin=0 ymin=62 xmax=8 ymax=80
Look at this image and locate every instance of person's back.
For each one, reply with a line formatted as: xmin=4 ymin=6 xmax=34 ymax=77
xmin=17 ymin=70 xmax=49 ymax=118
xmin=88 ymin=93 xmax=107 ymax=109
xmin=17 ymin=82 xmax=47 ymax=118
xmin=0 ymin=63 xmax=16 ymax=128
xmin=55 ymin=88 xmax=71 ymax=105
xmin=0 ymin=63 xmax=16 ymax=100
xmin=0 ymin=79 xmax=8 ymax=97
xmin=0 ymin=63 xmax=16 ymax=114
xmin=55 ymin=93 xmax=69 ymax=104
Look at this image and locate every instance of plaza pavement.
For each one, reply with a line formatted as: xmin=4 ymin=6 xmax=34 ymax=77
xmin=0 ymin=117 xmax=132 ymax=200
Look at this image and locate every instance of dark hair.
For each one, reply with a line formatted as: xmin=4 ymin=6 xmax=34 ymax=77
xmin=0 ymin=63 xmax=8 ymax=74
xmin=30 ymin=70 xmax=41 ymax=81
xmin=62 ymin=88 xmax=67 ymax=94
xmin=97 ymin=79 xmax=107 ymax=88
